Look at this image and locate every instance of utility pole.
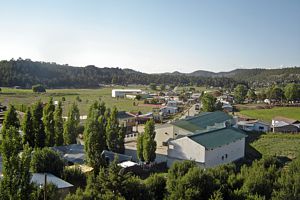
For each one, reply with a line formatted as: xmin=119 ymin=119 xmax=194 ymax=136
xmin=44 ymin=173 xmax=47 ymax=200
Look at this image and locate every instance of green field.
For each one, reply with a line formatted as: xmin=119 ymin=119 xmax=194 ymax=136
xmin=250 ymin=133 xmax=300 ymax=160
xmin=239 ymin=107 xmax=300 ymax=123
xmin=0 ymin=86 xmax=154 ymax=116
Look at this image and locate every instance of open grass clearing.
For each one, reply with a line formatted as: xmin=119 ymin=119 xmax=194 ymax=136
xmin=239 ymin=106 xmax=300 ymax=123
xmin=0 ymin=86 xmax=153 ymax=115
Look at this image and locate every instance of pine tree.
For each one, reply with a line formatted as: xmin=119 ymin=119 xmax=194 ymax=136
xmin=142 ymin=119 xmax=157 ymax=163
xmin=0 ymin=127 xmax=32 ymax=200
xmin=22 ymin=107 xmax=35 ymax=147
xmin=63 ymin=102 xmax=80 ymax=144
xmin=54 ymin=101 xmax=64 ymax=146
xmin=43 ymin=97 xmax=55 ymax=146
xmin=1 ymin=104 xmax=20 ymax=136
xmin=32 ymin=100 xmax=46 ymax=148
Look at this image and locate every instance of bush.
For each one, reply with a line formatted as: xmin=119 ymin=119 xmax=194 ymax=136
xmin=32 ymin=84 xmax=46 ymax=93
xmin=31 ymin=147 xmax=65 ymax=177
xmin=63 ymin=166 xmax=87 ymax=188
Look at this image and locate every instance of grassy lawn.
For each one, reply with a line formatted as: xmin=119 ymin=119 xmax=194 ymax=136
xmin=0 ymin=86 xmax=153 ymax=115
xmin=239 ymin=107 xmax=300 ymax=123
xmin=250 ymin=133 xmax=300 ymax=160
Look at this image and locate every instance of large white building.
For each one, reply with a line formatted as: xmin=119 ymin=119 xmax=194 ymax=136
xmin=112 ymin=89 xmax=142 ymax=98
xmin=167 ymin=127 xmax=246 ymax=168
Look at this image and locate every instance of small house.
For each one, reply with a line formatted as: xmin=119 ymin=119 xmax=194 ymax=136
xmin=31 ymin=173 xmax=73 ymax=199
xmin=117 ymin=111 xmax=137 ymax=134
xmin=238 ymin=120 xmax=270 ymax=132
xmin=272 ymin=116 xmax=300 ymax=133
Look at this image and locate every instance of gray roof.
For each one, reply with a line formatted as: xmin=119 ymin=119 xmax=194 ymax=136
xmin=31 ymin=173 xmax=73 ymax=189
xmin=188 ymin=127 xmax=247 ymax=149
xmin=51 ymin=144 xmax=85 ymax=164
xmin=172 ymin=111 xmax=232 ymax=132
xmin=101 ymin=150 xmax=132 ymax=163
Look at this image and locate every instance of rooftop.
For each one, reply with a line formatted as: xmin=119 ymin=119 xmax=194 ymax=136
xmin=31 ymin=173 xmax=73 ymax=189
xmin=273 ymin=116 xmax=300 ymax=124
xmin=188 ymin=127 xmax=247 ymax=149
xmin=51 ymin=144 xmax=85 ymax=164
xmin=172 ymin=111 xmax=232 ymax=132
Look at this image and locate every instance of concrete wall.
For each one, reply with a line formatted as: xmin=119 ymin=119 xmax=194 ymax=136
xmin=168 ymin=137 xmax=205 ymax=163
xmin=204 ymin=138 xmax=245 ymax=168
xmin=173 ymin=126 xmax=193 ymax=137
xmin=273 ymin=125 xmax=299 ymax=133
xmin=155 ymin=124 xmax=174 ymax=146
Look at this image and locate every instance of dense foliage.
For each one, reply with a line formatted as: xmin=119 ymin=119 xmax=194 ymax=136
xmin=0 ymin=59 xmax=244 ymax=88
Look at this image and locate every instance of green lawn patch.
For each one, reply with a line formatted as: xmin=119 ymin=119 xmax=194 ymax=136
xmin=250 ymin=133 xmax=300 ymax=160
xmin=239 ymin=107 xmax=300 ymax=123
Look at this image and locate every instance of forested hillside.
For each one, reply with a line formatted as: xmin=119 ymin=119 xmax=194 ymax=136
xmin=168 ymin=67 xmax=300 ymax=85
xmin=0 ymin=59 xmax=239 ymax=88
xmin=0 ymin=59 xmax=299 ymax=88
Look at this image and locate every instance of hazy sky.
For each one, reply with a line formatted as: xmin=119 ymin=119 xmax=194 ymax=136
xmin=0 ymin=0 xmax=299 ymax=73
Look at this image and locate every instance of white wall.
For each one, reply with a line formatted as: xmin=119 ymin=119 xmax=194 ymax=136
xmin=253 ymin=123 xmax=270 ymax=132
xmin=168 ymin=137 xmax=205 ymax=163
xmin=155 ymin=124 xmax=174 ymax=146
xmin=204 ymin=138 xmax=245 ymax=167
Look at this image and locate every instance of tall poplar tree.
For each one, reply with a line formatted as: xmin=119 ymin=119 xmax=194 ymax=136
xmin=43 ymin=97 xmax=55 ymax=146
xmin=63 ymin=102 xmax=80 ymax=144
xmin=0 ymin=127 xmax=32 ymax=200
xmin=32 ymin=100 xmax=45 ymax=148
xmin=22 ymin=107 xmax=35 ymax=147
xmin=142 ymin=119 xmax=157 ymax=163
xmin=1 ymin=104 xmax=20 ymax=136
xmin=84 ymin=111 xmax=106 ymax=171
xmin=106 ymin=107 xmax=124 ymax=153
xmin=54 ymin=101 xmax=64 ymax=146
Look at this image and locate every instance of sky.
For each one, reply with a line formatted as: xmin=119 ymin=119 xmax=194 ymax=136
xmin=0 ymin=0 xmax=299 ymax=73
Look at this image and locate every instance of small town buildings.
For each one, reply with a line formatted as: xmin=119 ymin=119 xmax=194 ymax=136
xmin=191 ymin=93 xmax=202 ymax=100
xmin=167 ymin=127 xmax=247 ymax=167
xmin=166 ymin=100 xmax=178 ymax=107
xmin=52 ymin=144 xmax=85 ymax=165
xmin=222 ymin=104 xmax=233 ymax=112
xmin=112 ymin=89 xmax=142 ymax=98
xmin=217 ymin=95 xmax=234 ymax=104
xmin=238 ymin=120 xmax=270 ymax=132
xmin=101 ymin=150 xmax=133 ymax=164
xmin=117 ymin=111 xmax=136 ymax=134
xmin=160 ymin=106 xmax=178 ymax=116
xmin=272 ymin=116 xmax=300 ymax=133
xmin=31 ymin=173 xmax=73 ymax=199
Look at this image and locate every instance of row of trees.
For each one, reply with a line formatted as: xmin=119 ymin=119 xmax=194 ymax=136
xmin=1 ymin=98 xmax=80 ymax=148
xmin=84 ymin=101 xmax=125 ymax=171
xmin=65 ymin=156 xmax=300 ymax=200
xmin=233 ymin=83 xmax=300 ymax=103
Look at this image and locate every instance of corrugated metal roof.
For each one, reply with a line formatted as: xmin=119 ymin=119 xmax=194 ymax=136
xmin=31 ymin=173 xmax=73 ymax=189
xmin=188 ymin=127 xmax=247 ymax=149
xmin=51 ymin=144 xmax=85 ymax=164
xmin=172 ymin=111 xmax=232 ymax=132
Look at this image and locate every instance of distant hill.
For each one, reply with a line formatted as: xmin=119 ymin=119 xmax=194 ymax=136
xmin=163 ymin=68 xmax=300 ymax=84
xmin=0 ymin=59 xmax=299 ymax=88
xmin=0 ymin=59 xmax=238 ymax=88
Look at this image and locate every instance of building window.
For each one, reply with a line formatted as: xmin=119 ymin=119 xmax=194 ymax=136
xmin=222 ymin=156 xmax=224 ymax=160
xmin=225 ymin=154 xmax=228 ymax=158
